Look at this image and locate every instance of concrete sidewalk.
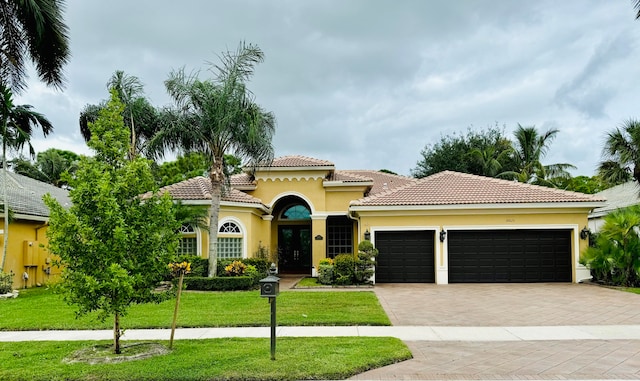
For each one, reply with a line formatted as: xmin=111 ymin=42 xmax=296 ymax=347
xmin=2 ymin=324 xmax=640 ymax=342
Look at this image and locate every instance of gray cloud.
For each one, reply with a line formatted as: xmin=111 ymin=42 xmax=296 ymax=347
xmin=14 ymin=0 xmax=640 ymax=177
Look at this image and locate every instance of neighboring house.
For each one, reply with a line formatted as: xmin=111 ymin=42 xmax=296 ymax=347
xmin=161 ymin=155 xmax=605 ymax=284
xmin=0 ymin=172 xmax=70 ymax=288
xmin=588 ymin=181 xmax=639 ymax=233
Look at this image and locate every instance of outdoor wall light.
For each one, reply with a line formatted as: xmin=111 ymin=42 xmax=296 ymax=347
xmin=439 ymin=230 xmax=447 ymax=242
xmin=580 ymin=227 xmax=590 ymax=240
xmin=364 ymin=229 xmax=371 ymax=240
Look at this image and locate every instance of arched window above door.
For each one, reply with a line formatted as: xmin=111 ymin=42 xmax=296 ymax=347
xmin=280 ymin=204 xmax=311 ymax=220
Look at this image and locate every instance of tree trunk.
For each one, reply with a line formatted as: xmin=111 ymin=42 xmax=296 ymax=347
xmin=169 ymin=271 xmax=184 ymax=349
xmin=207 ymin=158 xmax=224 ymax=277
xmin=114 ymin=312 xmax=121 ymax=354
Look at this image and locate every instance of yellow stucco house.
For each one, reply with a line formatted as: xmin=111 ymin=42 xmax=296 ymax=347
xmin=161 ymin=155 xmax=606 ymax=284
xmin=0 ymin=172 xmax=70 ymax=288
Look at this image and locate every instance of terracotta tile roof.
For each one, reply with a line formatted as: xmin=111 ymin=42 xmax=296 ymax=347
xmin=153 ymin=176 xmax=264 ymax=205
xmin=351 ymin=171 xmax=606 ymax=207
xmin=267 ymin=155 xmax=334 ymax=168
xmin=329 ymin=171 xmax=373 ymax=182
xmin=230 ymin=173 xmax=255 ymax=187
xmin=0 ymin=172 xmax=70 ymax=218
xmin=341 ymin=170 xmax=416 ymax=196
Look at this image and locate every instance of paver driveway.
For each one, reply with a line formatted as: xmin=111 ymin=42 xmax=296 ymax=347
xmin=351 ymin=283 xmax=640 ymax=380
xmin=374 ymin=283 xmax=640 ymax=326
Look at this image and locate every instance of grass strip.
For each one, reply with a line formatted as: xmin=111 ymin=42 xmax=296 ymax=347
xmin=0 ymin=287 xmax=391 ymax=330
xmin=0 ymin=337 xmax=412 ymax=381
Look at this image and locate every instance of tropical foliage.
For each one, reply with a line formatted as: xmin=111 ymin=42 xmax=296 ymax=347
xmin=150 ymin=41 xmax=276 ymax=277
xmin=598 ymin=119 xmax=640 ymax=187
xmin=499 ymin=124 xmax=575 ymax=185
xmin=581 ymin=205 xmax=640 ymax=287
xmin=0 ymin=0 xmax=70 ymax=93
xmin=79 ymin=70 xmax=161 ymax=159
xmin=10 ymin=148 xmax=79 ymax=187
xmin=412 ymin=125 xmax=512 ymax=178
xmin=43 ymin=91 xmax=180 ymax=354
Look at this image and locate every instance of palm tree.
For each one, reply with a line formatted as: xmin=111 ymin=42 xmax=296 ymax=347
xmin=79 ymin=71 xmax=160 ymax=159
xmin=0 ymin=83 xmax=53 ymax=271
xmin=150 ymin=42 xmax=276 ymax=277
xmin=11 ymin=148 xmax=78 ymax=187
xmin=635 ymin=0 xmax=640 ymax=19
xmin=468 ymin=145 xmax=513 ymax=177
xmin=500 ymin=124 xmax=575 ymax=185
xmin=0 ymin=0 xmax=70 ymax=93
xmin=598 ymin=119 xmax=640 ymax=186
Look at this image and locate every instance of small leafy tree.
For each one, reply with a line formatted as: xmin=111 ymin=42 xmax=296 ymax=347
xmin=581 ymin=205 xmax=640 ymax=287
xmin=44 ymin=90 xmax=180 ymax=354
xmin=354 ymin=240 xmax=379 ymax=285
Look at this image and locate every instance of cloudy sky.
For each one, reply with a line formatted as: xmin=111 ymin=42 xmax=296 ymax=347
xmin=15 ymin=0 xmax=640 ymax=176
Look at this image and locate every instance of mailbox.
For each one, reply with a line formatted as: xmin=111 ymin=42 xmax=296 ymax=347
xmin=260 ymin=274 xmax=280 ymax=298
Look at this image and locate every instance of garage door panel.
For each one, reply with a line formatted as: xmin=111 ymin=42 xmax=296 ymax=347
xmin=375 ymin=230 xmax=435 ymax=283
xmin=448 ymin=229 xmax=572 ymax=283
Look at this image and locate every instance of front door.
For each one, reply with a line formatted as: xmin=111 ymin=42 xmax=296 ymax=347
xmin=278 ymin=225 xmax=311 ymax=273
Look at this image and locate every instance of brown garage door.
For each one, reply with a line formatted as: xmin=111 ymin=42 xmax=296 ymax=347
xmin=448 ymin=229 xmax=572 ymax=283
xmin=375 ymin=230 xmax=435 ymax=283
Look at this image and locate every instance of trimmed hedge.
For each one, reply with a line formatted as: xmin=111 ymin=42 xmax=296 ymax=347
xmin=182 ymin=276 xmax=256 ymax=291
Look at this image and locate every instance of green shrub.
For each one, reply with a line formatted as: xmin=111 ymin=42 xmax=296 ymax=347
xmin=581 ymin=205 xmax=640 ymax=286
xmin=182 ymin=276 xmax=256 ymax=291
xmin=217 ymin=258 xmax=270 ymax=277
xmin=318 ymin=264 xmax=334 ymax=285
xmin=333 ymin=254 xmax=356 ymax=285
xmin=0 ymin=272 xmax=13 ymax=294
xmin=354 ymin=240 xmax=378 ymax=285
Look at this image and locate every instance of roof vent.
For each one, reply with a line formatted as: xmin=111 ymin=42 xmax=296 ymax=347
xmin=383 ymin=182 xmax=388 ymax=190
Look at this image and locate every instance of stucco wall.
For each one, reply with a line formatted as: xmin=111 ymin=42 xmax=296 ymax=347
xmin=1 ymin=219 xmax=58 ymax=289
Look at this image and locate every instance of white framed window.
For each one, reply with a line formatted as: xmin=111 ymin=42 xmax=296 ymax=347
xmin=178 ymin=224 xmax=200 ymax=256
xmin=217 ymin=219 xmax=245 ymax=258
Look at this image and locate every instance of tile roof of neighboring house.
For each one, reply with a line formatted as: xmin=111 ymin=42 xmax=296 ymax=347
xmin=155 ymin=176 xmax=264 ymax=205
xmin=0 ymin=172 xmax=70 ymax=218
xmin=590 ymin=181 xmax=638 ymax=217
xmin=340 ymin=170 xmax=416 ymax=196
xmin=267 ymin=155 xmax=334 ymax=168
xmin=351 ymin=171 xmax=605 ymax=207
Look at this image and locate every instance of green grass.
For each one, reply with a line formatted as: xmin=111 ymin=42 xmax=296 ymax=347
xmin=0 ymin=337 xmax=412 ymax=381
xmin=296 ymin=276 xmax=325 ymax=287
xmin=621 ymin=287 xmax=640 ymax=295
xmin=0 ymin=287 xmax=391 ymax=330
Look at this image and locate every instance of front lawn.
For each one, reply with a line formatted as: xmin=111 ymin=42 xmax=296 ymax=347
xmin=0 ymin=287 xmax=391 ymax=330
xmin=0 ymin=337 xmax=412 ymax=381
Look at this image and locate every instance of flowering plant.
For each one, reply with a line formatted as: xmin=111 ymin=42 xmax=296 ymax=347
xmin=168 ymin=261 xmax=191 ymax=276
xmin=224 ymin=260 xmax=247 ymax=276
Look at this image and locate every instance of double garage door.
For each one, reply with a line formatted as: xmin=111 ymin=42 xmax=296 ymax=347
xmin=375 ymin=229 xmax=572 ymax=283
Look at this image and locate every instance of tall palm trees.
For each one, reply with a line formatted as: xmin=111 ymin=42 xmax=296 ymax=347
xmin=598 ymin=119 xmax=640 ymax=185
xmin=151 ymin=42 xmax=275 ymax=277
xmin=0 ymin=0 xmax=70 ymax=93
xmin=79 ymin=71 xmax=160 ymax=159
xmin=0 ymin=83 xmax=53 ymax=271
xmin=500 ymin=125 xmax=575 ymax=185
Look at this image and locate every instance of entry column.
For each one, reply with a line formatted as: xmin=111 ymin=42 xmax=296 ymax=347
xmin=310 ymin=215 xmax=327 ymax=273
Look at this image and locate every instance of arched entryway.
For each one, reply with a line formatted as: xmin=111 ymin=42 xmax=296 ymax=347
xmin=272 ymin=196 xmax=312 ymax=274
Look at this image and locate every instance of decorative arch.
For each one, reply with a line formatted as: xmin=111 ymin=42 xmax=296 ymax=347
xmin=269 ymin=191 xmax=316 ymax=214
